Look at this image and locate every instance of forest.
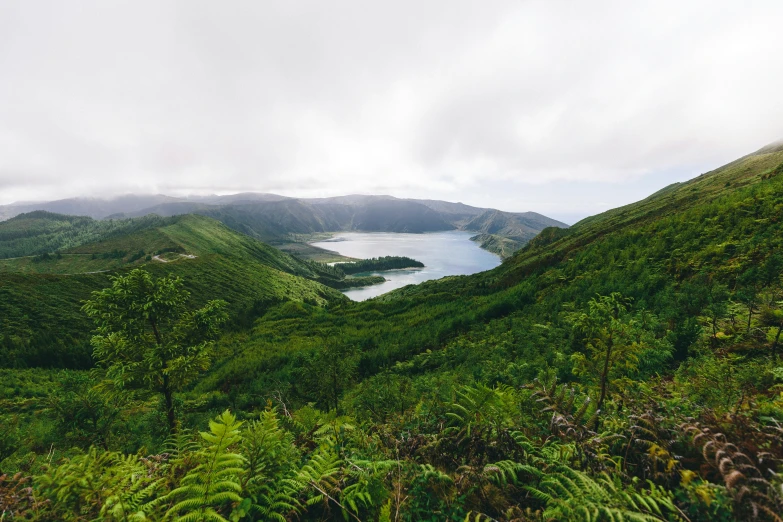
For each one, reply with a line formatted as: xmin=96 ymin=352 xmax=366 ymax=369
xmin=336 ymin=256 xmax=424 ymax=275
xmin=1 ymin=145 xmax=783 ymax=520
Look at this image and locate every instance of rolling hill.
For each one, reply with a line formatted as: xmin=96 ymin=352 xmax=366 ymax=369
xmin=0 ymin=214 xmax=350 ymax=368
xmin=201 ymin=139 xmax=783 ymax=399
xmin=3 ymin=141 xmax=783 ymax=520
xmin=0 ymin=194 xmax=569 ymax=257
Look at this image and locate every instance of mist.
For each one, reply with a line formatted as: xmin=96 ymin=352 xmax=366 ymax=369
xmin=2 ymin=0 xmax=782 ymax=222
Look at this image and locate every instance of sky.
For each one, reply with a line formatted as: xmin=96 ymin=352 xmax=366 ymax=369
xmin=1 ymin=1 xmax=782 ymax=224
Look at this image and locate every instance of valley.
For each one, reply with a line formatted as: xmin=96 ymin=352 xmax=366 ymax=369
xmin=4 ymin=4 xmax=781 ymax=518
xmin=1 ymin=143 xmax=783 ymax=520
xmin=311 ymin=231 xmax=501 ymax=300
xmin=0 ymin=194 xmax=569 ymax=259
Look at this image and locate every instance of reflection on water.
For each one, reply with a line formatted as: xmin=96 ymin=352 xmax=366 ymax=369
xmin=310 ymin=231 xmax=501 ymax=301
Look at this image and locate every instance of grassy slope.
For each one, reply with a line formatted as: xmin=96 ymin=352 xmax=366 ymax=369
xmin=196 ymin=146 xmax=783 ymax=399
xmin=469 ymin=233 xmax=525 ymax=258
xmin=0 ymin=212 xmax=184 ymax=260
xmin=493 ymin=146 xmax=783 ymax=289
xmin=0 ymin=214 xmax=346 ymax=367
xmin=0 ymin=255 xmax=127 ymax=274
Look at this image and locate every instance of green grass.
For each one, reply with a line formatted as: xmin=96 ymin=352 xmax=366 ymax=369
xmin=4 ymin=146 xmax=783 ymax=520
xmin=0 ymin=212 xmax=179 ymax=259
xmin=0 ymin=214 xmax=347 ymax=368
xmin=0 ymin=254 xmax=131 ymax=274
xmin=188 ymin=146 xmax=783 ymax=406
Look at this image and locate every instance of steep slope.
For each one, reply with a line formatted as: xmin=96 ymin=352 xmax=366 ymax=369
xmin=0 ymin=214 xmax=346 ymax=368
xmin=463 ymin=209 xmax=569 ymax=257
xmin=0 ymin=211 xmax=179 ymax=260
xmin=350 ymin=200 xmax=452 ymax=232
xmin=406 ymin=199 xmax=486 ymax=226
xmin=203 ymin=200 xmax=355 ymax=239
xmin=495 ymin=143 xmax=783 ymax=288
xmin=464 ymin=209 xmax=567 ymax=237
xmin=5 ymin=143 xmax=783 ymax=521
xmin=198 ymin=141 xmax=783 ymax=407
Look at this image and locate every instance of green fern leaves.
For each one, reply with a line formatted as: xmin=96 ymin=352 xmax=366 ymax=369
xmin=165 ymin=410 xmax=245 ymax=522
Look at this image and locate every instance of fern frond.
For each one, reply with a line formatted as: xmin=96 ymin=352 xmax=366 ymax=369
xmin=164 ymin=410 xmax=245 ymax=522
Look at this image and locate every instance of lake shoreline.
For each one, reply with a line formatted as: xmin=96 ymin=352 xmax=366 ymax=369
xmin=310 ymin=231 xmax=500 ymax=301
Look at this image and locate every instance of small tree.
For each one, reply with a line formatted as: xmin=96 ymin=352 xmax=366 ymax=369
xmin=759 ymin=302 xmax=783 ymax=359
xmin=703 ymin=282 xmax=730 ymax=347
xmin=570 ymin=293 xmax=643 ymax=411
xmin=736 ymin=268 xmax=761 ymax=334
xmin=82 ymin=269 xmax=228 ymax=432
xmin=296 ymin=340 xmax=359 ymax=413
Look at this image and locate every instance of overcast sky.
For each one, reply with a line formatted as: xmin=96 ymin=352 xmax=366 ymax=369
xmin=1 ymin=1 xmax=782 ymax=223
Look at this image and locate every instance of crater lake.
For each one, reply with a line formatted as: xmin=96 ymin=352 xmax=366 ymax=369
xmin=310 ymin=231 xmax=501 ymax=300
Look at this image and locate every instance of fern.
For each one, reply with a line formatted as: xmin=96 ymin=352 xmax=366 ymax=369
xmin=290 ymin=449 xmax=342 ymax=509
xmin=526 ymin=466 xmax=682 ymax=522
xmin=341 ymin=458 xmax=396 ymax=518
xmin=443 ymin=384 xmax=515 ymax=445
xmin=0 ymin=472 xmax=47 ymax=520
xmin=165 ymin=410 xmax=245 ymax=522
xmin=529 ymin=377 xmax=624 ymax=470
xmin=242 ymin=409 xmax=300 ymax=522
xmin=100 ymin=453 xmax=165 ymax=521
xmin=35 ymin=447 xmax=162 ymax=521
xmin=684 ymin=423 xmax=783 ymax=521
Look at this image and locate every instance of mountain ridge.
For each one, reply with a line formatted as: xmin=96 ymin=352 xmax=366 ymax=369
xmin=0 ymin=193 xmax=569 ymax=257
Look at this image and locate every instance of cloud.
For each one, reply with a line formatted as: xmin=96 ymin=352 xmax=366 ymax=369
xmin=1 ymin=0 xmax=782 ymax=220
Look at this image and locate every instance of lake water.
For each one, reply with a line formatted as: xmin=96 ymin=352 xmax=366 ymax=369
xmin=310 ymin=231 xmax=501 ymax=301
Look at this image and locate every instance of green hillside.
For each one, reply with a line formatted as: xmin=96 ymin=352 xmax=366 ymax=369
xmin=0 ymin=211 xmax=175 ymax=259
xmin=189 ymin=144 xmax=783 ymax=519
xmin=2 ymin=145 xmax=783 ymax=520
xmin=0 ymin=214 xmax=347 ymax=368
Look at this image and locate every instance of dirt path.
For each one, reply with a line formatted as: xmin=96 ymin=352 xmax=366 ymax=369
xmin=152 ymin=254 xmax=197 ymax=263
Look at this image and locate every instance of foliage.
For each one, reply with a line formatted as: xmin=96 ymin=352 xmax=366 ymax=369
xmin=528 ymin=467 xmax=682 ymax=521
xmin=336 ymin=256 xmax=424 ymax=275
xmin=3 ymin=148 xmax=783 ymax=520
xmin=165 ymin=410 xmax=245 ymax=522
xmin=83 ymin=269 xmax=229 ymax=432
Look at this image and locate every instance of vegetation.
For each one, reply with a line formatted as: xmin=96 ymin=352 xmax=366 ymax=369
xmin=469 ymin=233 xmax=525 ymax=258
xmin=0 ymin=211 xmax=178 ymax=260
xmin=0 ymin=214 xmax=344 ymax=370
xmin=336 ymin=256 xmax=424 ymax=274
xmin=83 ymin=269 xmax=229 ymax=432
xmin=463 ymin=209 xmax=562 ymax=257
xmin=1 ymin=145 xmax=783 ymax=519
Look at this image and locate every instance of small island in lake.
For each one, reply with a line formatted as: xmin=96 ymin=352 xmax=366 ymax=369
xmin=302 ymin=256 xmax=425 ymax=290
xmin=335 ymin=256 xmax=425 ymax=275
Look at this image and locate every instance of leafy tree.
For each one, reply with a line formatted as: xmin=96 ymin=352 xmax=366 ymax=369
xmin=570 ymin=293 xmax=642 ymax=411
xmin=737 ymin=268 xmax=761 ymax=334
xmin=296 ymin=340 xmax=359 ymax=413
xmin=760 ymin=300 xmax=783 ymax=358
xmin=82 ymin=269 xmax=228 ymax=432
xmin=703 ymin=282 xmax=730 ymax=346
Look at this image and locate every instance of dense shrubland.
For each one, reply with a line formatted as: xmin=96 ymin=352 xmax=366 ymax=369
xmin=1 ymin=150 xmax=783 ymax=519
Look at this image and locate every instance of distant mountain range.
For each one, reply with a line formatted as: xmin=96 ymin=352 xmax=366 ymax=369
xmin=0 ymin=194 xmax=568 ymax=257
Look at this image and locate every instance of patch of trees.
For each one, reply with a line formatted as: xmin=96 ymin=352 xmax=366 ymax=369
xmin=337 ymin=256 xmax=424 ymax=274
